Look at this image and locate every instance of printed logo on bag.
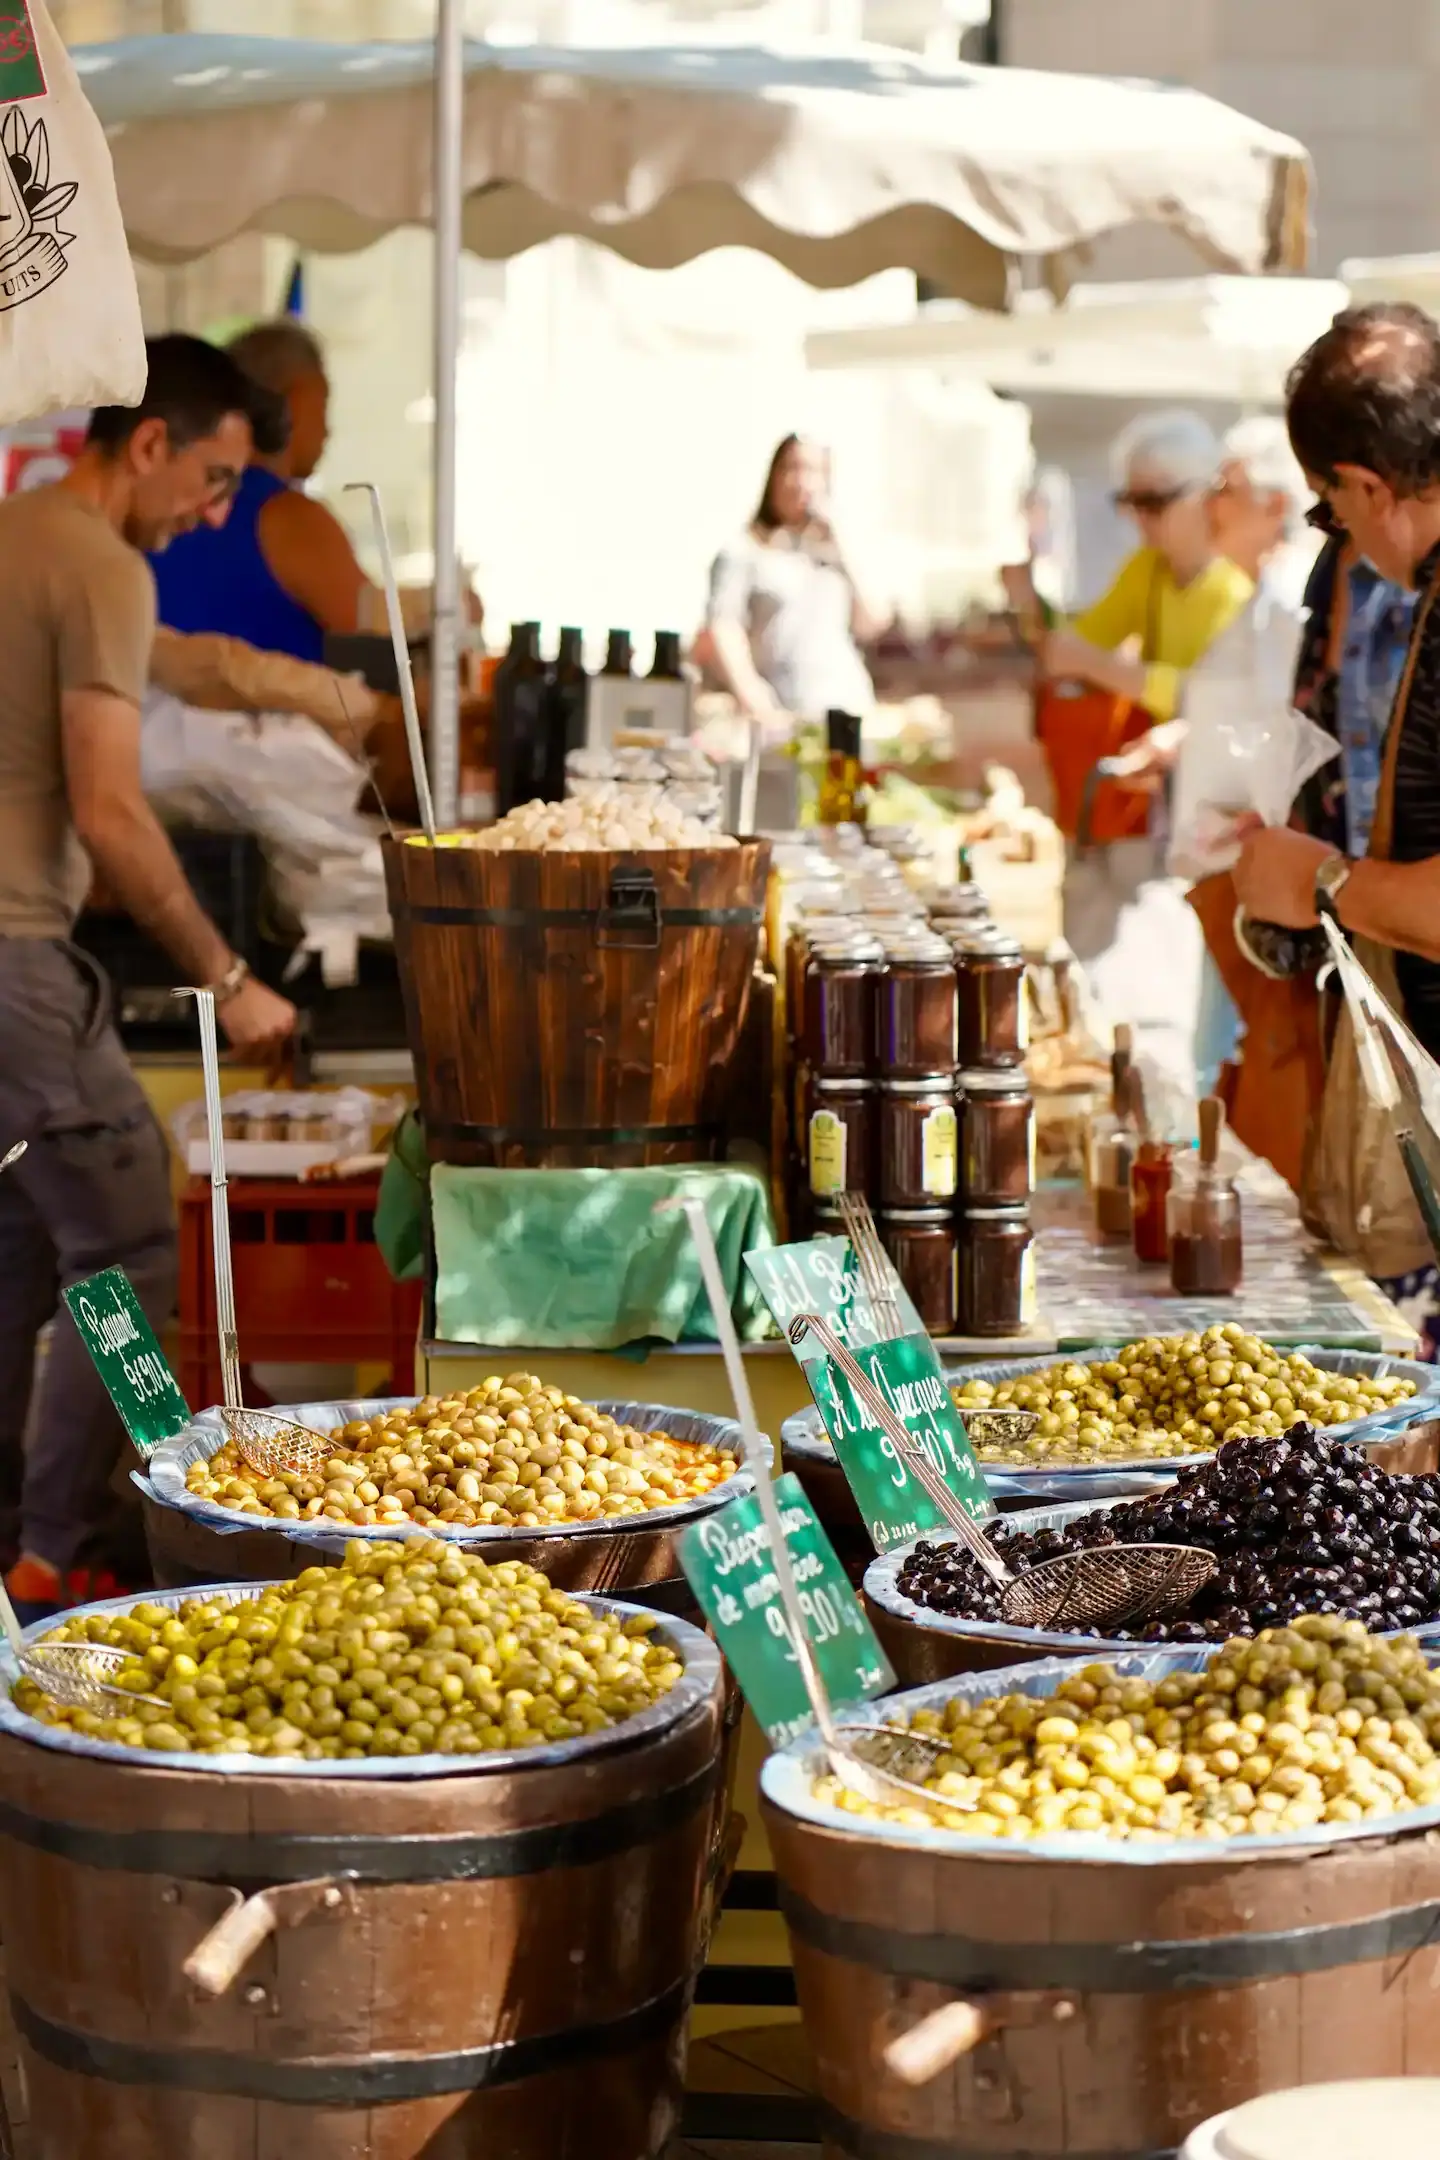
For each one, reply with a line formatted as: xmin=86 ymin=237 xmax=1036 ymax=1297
xmin=0 ymin=61 xmax=79 ymax=317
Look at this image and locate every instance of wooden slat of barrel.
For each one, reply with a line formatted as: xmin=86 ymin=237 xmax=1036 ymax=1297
xmin=761 ymin=1799 xmax=1440 ymax=2159
xmin=383 ymin=837 xmax=770 ymax=1169
xmin=0 ymin=1681 xmax=724 ymax=2160
xmin=862 ymin=1591 xmax=1057 ymax=1684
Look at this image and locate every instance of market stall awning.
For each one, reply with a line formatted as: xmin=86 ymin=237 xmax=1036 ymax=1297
xmin=1341 ymin=253 xmax=1440 ymax=312
xmin=803 ymin=275 xmax=1347 ymax=402
xmin=77 ymin=32 xmax=1311 ymax=307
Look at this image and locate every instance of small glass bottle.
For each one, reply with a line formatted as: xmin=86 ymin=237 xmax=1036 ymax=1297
xmin=1168 ymin=1096 xmax=1243 ymax=1295
xmin=817 ymin=708 xmax=867 ymax=827
xmin=1130 ymin=1139 xmax=1175 ymax=1266
xmin=1088 ymin=1024 xmax=1135 ymax=1238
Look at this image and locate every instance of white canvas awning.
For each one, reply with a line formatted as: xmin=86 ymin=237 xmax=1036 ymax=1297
xmin=78 ymin=32 xmax=1311 ymax=308
xmin=1342 ymin=253 xmax=1440 ymax=313
xmin=803 ymin=274 xmax=1347 ymax=403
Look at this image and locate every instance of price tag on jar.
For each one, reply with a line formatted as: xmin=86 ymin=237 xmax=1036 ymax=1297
xmin=678 ymin=1474 xmax=893 ymax=1747
xmin=805 ymin=1331 xmax=996 ymax=1553
xmin=744 ymin=1237 xmax=923 ymax=1358
xmin=64 ymin=1267 xmax=192 ymax=1459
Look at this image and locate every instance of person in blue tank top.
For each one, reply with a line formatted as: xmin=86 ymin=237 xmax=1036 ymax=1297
xmin=150 ymin=322 xmax=381 ymax=663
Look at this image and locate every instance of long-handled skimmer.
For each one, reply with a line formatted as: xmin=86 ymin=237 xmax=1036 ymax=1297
xmin=0 ymin=1576 xmax=165 ymax=1712
xmin=662 ymin=1197 xmax=984 ymax=1815
xmin=175 ymin=987 xmax=335 ymax=1481
xmin=789 ymin=1312 xmax=1215 ymax=1634
xmin=835 ymin=1193 xmax=1043 ymax=1454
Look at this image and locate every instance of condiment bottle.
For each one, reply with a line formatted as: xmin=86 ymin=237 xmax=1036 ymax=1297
xmin=1089 ymin=1025 xmax=1135 ymax=1239
xmin=603 ymin=629 xmax=634 ymax=677
xmin=1128 ymin=1070 xmax=1174 ymax=1267
xmin=542 ymin=626 xmax=589 ymax=799
xmin=818 ymin=708 xmax=867 ymax=826
xmin=1168 ymin=1095 xmax=1243 ymax=1295
xmin=492 ymin=621 xmax=549 ymax=812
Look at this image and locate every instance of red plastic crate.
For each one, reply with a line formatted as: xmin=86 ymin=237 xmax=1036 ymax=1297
xmin=178 ymin=1177 xmax=422 ymax=1415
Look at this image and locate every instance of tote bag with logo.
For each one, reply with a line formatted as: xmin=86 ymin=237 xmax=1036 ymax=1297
xmin=0 ymin=1 xmax=144 ymax=423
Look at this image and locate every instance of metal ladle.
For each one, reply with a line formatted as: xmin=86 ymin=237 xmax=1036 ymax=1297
xmin=788 ymin=1313 xmax=1216 ymax=1634
xmin=0 ymin=1575 xmax=165 ymax=1713
xmin=175 ymin=987 xmax=336 ymax=1482
xmin=662 ymin=1198 xmax=973 ymax=1816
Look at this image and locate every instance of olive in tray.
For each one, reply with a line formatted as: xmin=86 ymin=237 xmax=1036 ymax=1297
xmin=897 ymin=1425 xmax=1440 ymax=1642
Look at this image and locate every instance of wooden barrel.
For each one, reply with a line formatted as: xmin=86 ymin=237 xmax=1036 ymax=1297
xmin=862 ymin=1588 xmax=1063 ymax=1683
xmin=382 ymin=835 xmax=771 ymax=1168
xmin=761 ymin=1794 xmax=1440 ymax=2159
xmin=0 ymin=1626 xmax=726 ymax=2160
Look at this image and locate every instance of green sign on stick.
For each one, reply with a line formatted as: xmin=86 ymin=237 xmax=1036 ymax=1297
xmin=744 ymin=1237 xmax=923 ymax=1358
xmin=63 ymin=1268 xmax=192 ymax=1460
xmin=0 ymin=6 xmax=45 ymax=103
xmin=805 ymin=1331 xmax=996 ymax=1554
xmin=678 ymin=1473 xmax=893 ymax=1747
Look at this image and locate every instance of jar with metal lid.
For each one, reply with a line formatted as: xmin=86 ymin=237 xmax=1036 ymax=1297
xmin=956 ymin=1206 xmax=1036 ymax=1337
xmin=802 ymin=940 xmax=881 ymax=1075
xmin=955 ymin=926 xmax=1028 ymax=1070
xmin=880 ymin=1209 xmax=957 ymax=1335
xmin=877 ymin=941 xmax=958 ymax=1075
xmin=878 ymin=1076 xmax=958 ymax=1207
xmin=960 ymin=1069 xmax=1035 ymax=1208
xmin=804 ymin=1074 xmax=875 ymax=1200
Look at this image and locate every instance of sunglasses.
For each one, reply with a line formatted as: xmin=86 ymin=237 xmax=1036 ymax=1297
xmin=1113 ymin=486 xmax=1188 ymax=515
xmin=1305 ymin=497 xmax=1343 ymax=537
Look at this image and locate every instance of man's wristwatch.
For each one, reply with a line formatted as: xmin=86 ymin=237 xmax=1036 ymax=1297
xmin=207 ymin=957 xmax=251 ymax=1008
xmin=1314 ymin=852 xmax=1353 ymax=922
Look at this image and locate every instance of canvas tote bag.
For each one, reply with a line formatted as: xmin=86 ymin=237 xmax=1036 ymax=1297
xmin=1301 ymin=567 xmax=1440 ymax=1280
xmin=0 ymin=1 xmax=144 ymax=423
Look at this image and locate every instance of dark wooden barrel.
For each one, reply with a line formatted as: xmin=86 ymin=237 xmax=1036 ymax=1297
xmin=762 ymin=1797 xmax=1440 ymax=2159
xmin=382 ymin=835 xmax=771 ymax=1168
xmin=0 ymin=1643 xmax=726 ymax=2159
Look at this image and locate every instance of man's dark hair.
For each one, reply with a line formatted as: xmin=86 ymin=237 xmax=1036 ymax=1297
xmin=1286 ymin=302 xmax=1440 ymax=497
xmin=86 ymin=332 xmax=287 ymax=457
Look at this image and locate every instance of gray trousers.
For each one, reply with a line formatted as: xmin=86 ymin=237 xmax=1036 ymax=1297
xmin=0 ymin=938 xmax=177 ymax=1574
xmin=1062 ymin=836 xmax=1203 ymax=1101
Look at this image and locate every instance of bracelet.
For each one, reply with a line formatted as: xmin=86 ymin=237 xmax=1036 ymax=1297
xmin=207 ymin=957 xmax=251 ymax=1007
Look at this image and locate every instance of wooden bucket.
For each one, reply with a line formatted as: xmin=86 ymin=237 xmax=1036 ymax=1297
xmin=0 ymin=1626 xmax=726 ymax=2160
xmin=762 ymin=1795 xmax=1440 ymax=2159
xmin=382 ymin=836 xmax=771 ymax=1168
xmin=862 ymin=1589 xmax=1062 ymax=1684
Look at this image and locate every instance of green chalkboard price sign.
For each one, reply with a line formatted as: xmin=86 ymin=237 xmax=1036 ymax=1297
xmin=744 ymin=1236 xmax=923 ymax=1359
xmin=64 ymin=1268 xmax=191 ymax=1459
xmin=805 ymin=1331 xmax=996 ymax=1553
xmin=678 ymin=1474 xmax=893 ymax=1747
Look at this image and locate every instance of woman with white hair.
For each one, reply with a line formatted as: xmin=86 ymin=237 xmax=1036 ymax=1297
xmin=1038 ymin=409 xmax=1253 ymax=1091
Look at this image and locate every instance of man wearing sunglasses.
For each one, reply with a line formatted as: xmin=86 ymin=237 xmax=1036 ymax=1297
xmin=0 ymin=333 xmax=296 ymax=1622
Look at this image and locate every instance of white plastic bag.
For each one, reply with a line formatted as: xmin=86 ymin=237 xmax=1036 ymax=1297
xmin=0 ymin=3 xmax=145 ymax=422
xmin=1168 ymin=572 xmax=1338 ymax=881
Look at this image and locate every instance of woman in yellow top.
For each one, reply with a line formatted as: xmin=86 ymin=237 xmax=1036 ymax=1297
xmin=1043 ymin=409 xmax=1254 ymax=724
xmin=1041 ymin=410 xmax=1254 ymax=1095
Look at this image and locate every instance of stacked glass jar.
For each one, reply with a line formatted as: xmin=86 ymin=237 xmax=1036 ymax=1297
xmin=783 ymin=846 xmax=1035 ymax=1339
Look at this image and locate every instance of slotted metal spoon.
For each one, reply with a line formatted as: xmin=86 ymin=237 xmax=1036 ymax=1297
xmin=175 ymin=987 xmax=337 ymax=1482
xmin=662 ymin=1197 xmax=977 ymax=1817
xmin=835 ymin=1195 xmax=1043 ymax=1455
xmin=789 ymin=1313 xmax=1215 ymax=1633
xmin=0 ymin=1576 xmax=165 ymax=1713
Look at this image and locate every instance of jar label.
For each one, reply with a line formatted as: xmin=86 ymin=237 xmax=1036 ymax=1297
xmin=1027 ymin=1105 xmax=1037 ymax=1190
xmin=1020 ymin=1240 xmax=1038 ymax=1325
xmin=1016 ymin=981 xmax=1031 ymax=1052
xmin=808 ymin=1108 xmax=847 ymax=1196
xmin=921 ymin=1104 xmax=958 ymax=1197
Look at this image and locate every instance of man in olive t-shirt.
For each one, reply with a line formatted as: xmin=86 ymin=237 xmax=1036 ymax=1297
xmin=0 ymin=335 xmax=296 ymax=1621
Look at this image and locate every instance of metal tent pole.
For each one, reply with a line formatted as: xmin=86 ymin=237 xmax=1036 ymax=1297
xmin=430 ymin=0 xmax=464 ymax=830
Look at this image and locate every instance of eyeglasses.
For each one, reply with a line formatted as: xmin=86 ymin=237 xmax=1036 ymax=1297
xmin=1113 ymin=486 xmax=1188 ymax=515
xmin=201 ymin=464 xmax=244 ymax=507
xmin=1305 ymin=498 xmax=1342 ymax=537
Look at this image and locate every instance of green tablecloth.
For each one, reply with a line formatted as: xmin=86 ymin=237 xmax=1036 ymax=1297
xmin=376 ymin=1118 xmax=777 ymax=1352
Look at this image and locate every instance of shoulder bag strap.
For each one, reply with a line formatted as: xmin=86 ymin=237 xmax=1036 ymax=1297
xmin=1367 ymin=563 xmax=1440 ymax=863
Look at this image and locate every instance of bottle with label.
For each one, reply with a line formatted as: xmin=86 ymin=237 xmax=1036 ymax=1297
xmin=542 ymin=626 xmax=589 ymax=800
xmin=817 ymin=709 xmax=867 ymax=826
xmin=492 ymin=622 xmax=550 ymax=814
xmin=646 ymin=629 xmax=692 ymax=736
